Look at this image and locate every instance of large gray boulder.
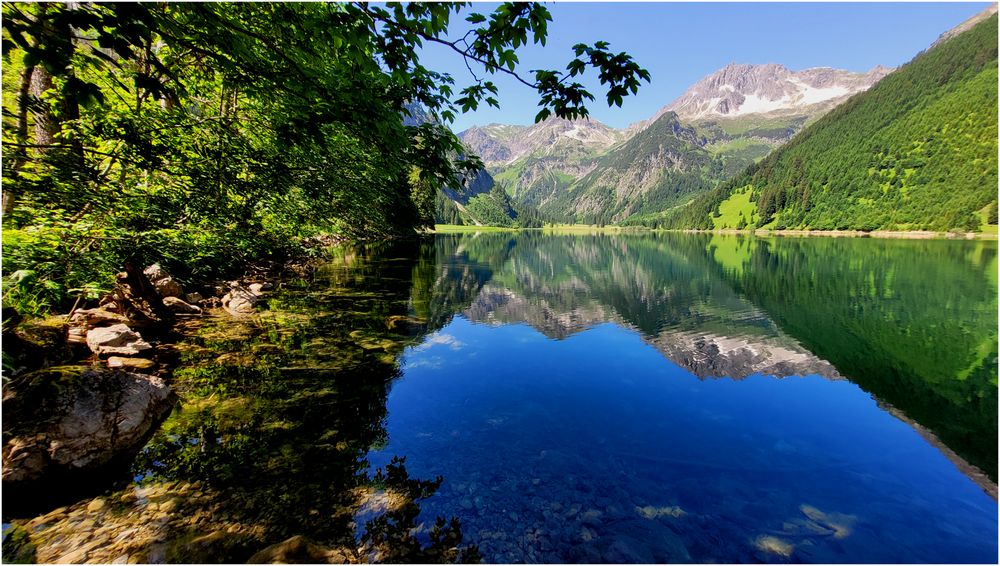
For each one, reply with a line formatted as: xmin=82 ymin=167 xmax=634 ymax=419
xmin=68 ymin=308 xmax=131 ymax=346
xmin=142 ymin=263 xmax=169 ymax=283
xmin=86 ymin=324 xmax=153 ymax=356
xmin=248 ymin=282 xmax=273 ymax=296
xmin=222 ymin=288 xmax=258 ymax=316
xmin=144 ymin=263 xmax=185 ymax=299
xmin=153 ymin=277 xmax=185 ymax=299
xmin=2 ymin=367 xmax=176 ymax=487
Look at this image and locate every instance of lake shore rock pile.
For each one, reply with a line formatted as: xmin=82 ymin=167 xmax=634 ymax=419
xmin=11 ymin=479 xmax=364 ymax=564
xmin=2 ymin=263 xmax=207 ymax=516
xmin=2 ymin=260 xmax=287 ymax=513
xmin=13 ymin=481 xmax=258 ymax=563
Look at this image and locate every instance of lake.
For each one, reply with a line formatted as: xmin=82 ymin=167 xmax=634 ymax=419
xmin=25 ymin=233 xmax=996 ymax=563
xmin=363 ymin=233 xmax=999 ymax=563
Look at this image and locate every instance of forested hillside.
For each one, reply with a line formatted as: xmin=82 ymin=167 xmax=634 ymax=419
xmin=405 ymin=105 xmax=544 ymax=228
xmin=654 ymin=12 xmax=998 ymax=232
xmin=458 ymin=118 xmax=625 ymax=223
xmin=435 ymin=175 xmax=547 ymax=228
xmin=552 ymin=112 xmax=723 ymax=223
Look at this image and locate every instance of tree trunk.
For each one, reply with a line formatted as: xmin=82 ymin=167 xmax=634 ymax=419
xmin=3 ymin=65 xmax=36 ymax=217
xmin=61 ymin=2 xmax=85 ymax=172
xmin=15 ymin=66 xmax=34 ymax=148
xmin=29 ymin=66 xmax=58 ymax=148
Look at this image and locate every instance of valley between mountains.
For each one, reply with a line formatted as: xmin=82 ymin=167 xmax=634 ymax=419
xmin=440 ymin=6 xmax=998 ymax=234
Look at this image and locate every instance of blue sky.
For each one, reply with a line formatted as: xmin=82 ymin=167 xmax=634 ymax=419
xmin=416 ymin=2 xmax=992 ymax=131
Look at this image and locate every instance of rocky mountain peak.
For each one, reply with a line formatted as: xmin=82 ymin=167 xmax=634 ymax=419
xmin=656 ymin=63 xmax=892 ymax=122
xmin=931 ymin=4 xmax=998 ymax=48
xmin=459 ymin=117 xmax=622 ymax=167
xmin=521 ymin=117 xmax=620 ymax=147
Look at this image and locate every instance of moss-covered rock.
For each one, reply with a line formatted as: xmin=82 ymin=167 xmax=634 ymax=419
xmin=1 ymin=317 xmax=77 ymax=377
xmin=1 ymin=524 xmax=37 ymax=563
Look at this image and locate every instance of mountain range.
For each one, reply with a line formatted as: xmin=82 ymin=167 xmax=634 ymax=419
xmin=457 ymin=63 xmax=889 ymax=224
xmin=442 ymin=5 xmax=997 ymax=232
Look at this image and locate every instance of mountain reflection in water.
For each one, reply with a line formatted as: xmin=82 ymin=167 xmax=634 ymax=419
xmin=418 ymin=232 xmax=996 ymax=476
xmin=371 ymin=232 xmax=997 ymax=564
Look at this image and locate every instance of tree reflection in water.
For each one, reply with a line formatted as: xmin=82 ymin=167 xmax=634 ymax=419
xmin=133 ymin=239 xmax=480 ymax=563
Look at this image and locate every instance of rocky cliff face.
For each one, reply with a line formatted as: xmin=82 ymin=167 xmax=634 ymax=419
xmin=562 ymin=112 xmax=717 ymax=222
xmin=460 ymin=118 xmax=623 ymax=168
xmin=459 ymin=118 xmax=626 ymax=217
xmin=458 ymin=126 xmax=520 ymax=166
xmin=656 ymin=63 xmax=892 ymax=122
xmin=930 ymin=4 xmax=998 ymax=49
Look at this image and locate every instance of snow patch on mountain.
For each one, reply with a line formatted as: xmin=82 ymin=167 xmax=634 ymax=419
xmin=657 ymin=63 xmax=892 ymax=122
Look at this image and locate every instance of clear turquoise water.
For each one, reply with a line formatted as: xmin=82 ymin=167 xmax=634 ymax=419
xmin=368 ymin=233 xmax=998 ymax=563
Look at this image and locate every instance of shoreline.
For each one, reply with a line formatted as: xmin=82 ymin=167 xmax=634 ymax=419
xmin=431 ymin=225 xmax=999 ymax=240
xmin=685 ymin=228 xmax=999 ymax=240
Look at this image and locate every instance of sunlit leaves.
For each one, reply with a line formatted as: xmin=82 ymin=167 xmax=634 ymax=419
xmin=569 ymin=42 xmax=652 ymax=108
xmin=1 ymin=1 xmax=652 ymax=320
xmin=361 ymin=1 xmax=647 ymax=125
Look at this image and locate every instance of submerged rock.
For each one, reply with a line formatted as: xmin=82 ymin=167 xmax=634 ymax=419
xmin=603 ymin=537 xmax=654 ymax=563
xmin=601 ymin=518 xmax=691 ymax=563
xmin=635 ymin=505 xmax=685 ymax=519
xmin=798 ymin=504 xmax=856 ymax=539
xmin=162 ymin=296 xmax=202 ymax=314
xmin=107 ymin=356 xmax=157 ymax=373
xmin=86 ymin=324 xmax=153 ymax=356
xmin=247 ymin=535 xmax=351 ymax=564
xmin=755 ymin=535 xmax=794 ymax=557
xmin=2 ymin=367 xmax=176 ymax=511
xmin=222 ymin=288 xmax=258 ymax=316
